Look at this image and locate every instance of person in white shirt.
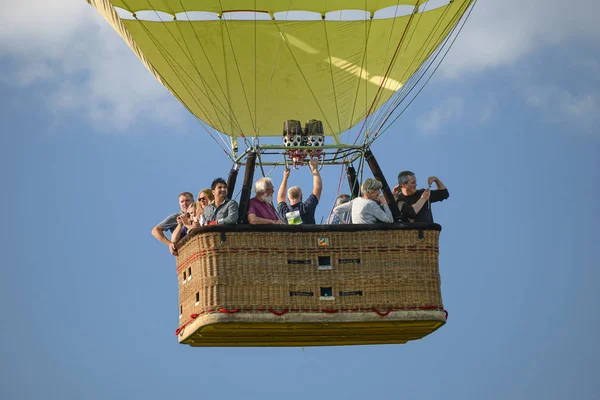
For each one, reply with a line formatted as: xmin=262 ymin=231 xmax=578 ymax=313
xmin=332 ymin=178 xmax=393 ymax=224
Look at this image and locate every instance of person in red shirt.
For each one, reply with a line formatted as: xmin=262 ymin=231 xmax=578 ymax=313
xmin=248 ymin=177 xmax=283 ymax=225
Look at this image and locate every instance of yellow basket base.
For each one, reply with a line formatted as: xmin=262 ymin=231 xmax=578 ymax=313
xmin=178 ymin=310 xmax=446 ymax=347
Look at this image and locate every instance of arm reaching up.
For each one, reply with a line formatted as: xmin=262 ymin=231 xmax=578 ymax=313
xmin=309 ymin=158 xmax=322 ymax=200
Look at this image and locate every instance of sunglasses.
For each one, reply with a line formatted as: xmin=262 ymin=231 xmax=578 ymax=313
xmin=199 ymin=197 xmax=208 ymax=202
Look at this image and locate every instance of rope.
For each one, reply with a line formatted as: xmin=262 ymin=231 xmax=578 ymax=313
xmin=368 ymin=0 xmax=453 ymax=135
xmin=174 ymin=5 xmax=238 ymax=139
xmin=177 ymin=0 xmax=246 ymax=136
xmin=371 ymin=0 xmax=478 ymax=145
xmin=367 ymin=0 xmax=436 ymax=134
xmin=218 ymin=1 xmax=258 ymax=132
xmin=323 ymin=18 xmax=342 ymax=134
xmin=353 ymin=3 xmax=419 ymax=145
xmin=122 ymin=5 xmax=235 ymax=159
xmin=137 ymin=1 xmax=246 ymax=139
xmin=256 ymin=0 xmax=294 ymax=135
xmin=349 ymin=0 xmax=400 ymax=146
xmin=273 ymin=20 xmax=339 ymax=144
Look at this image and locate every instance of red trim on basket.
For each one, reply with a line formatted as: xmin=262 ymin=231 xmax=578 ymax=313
xmin=372 ymin=308 xmax=393 ymax=316
xmin=219 ymin=308 xmax=241 ymax=314
xmin=175 ymin=306 xmax=446 ymax=335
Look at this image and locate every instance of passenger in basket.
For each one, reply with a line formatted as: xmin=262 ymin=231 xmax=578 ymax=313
xmin=332 ymin=178 xmax=393 ymax=224
xmin=202 ymin=178 xmax=239 ymax=225
xmin=151 ymin=192 xmax=194 ymax=256
xmin=172 ymin=203 xmax=199 ymax=243
xmin=196 ymin=188 xmax=214 ymax=225
xmin=394 ymin=171 xmax=449 ymax=223
xmin=248 ymin=177 xmax=283 ymax=224
xmin=276 ymin=157 xmax=322 ymax=225
xmin=329 ymin=194 xmax=351 ymax=224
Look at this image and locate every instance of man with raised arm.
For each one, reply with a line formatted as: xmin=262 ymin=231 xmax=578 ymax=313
xmin=151 ymin=192 xmax=194 ymax=256
xmin=276 ymin=157 xmax=322 ymax=224
xmin=247 ymin=177 xmax=283 ymax=224
xmin=202 ymin=178 xmax=239 ymax=225
xmin=394 ymin=171 xmax=449 ymax=223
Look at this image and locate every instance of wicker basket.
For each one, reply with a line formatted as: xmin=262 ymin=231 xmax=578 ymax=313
xmin=174 ymin=223 xmax=446 ymax=347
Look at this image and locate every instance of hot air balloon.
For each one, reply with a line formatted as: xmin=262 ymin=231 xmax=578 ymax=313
xmin=88 ymin=0 xmax=474 ymax=346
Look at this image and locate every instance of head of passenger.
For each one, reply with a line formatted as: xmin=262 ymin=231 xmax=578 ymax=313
xmin=197 ymin=188 xmax=214 ymax=212
xmin=254 ymin=177 xmax=275 ymax=203
xmin=211 ymin=178 xmax=228 ymax=204
xmin=361 ymin=178 xmax=383 ymax=201
xmin=179 ymin=192 xmax=194 ymax=212
xmin=186 ymin=203 xmax=197 ymax=222
xmin=335 ymin=194 xmax=351 ymax=206
xmin=398 ymin=170 xmax=417 ymax=196
xmin=287 ymin=186 xmax=302 ymax=205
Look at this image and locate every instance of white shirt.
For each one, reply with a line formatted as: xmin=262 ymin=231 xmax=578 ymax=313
xmin=332 ymin=197 xmax=393 ymax=224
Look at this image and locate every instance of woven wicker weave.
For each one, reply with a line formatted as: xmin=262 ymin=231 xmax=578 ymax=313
xmin=175 ymin=224 xmax=445 ymax=347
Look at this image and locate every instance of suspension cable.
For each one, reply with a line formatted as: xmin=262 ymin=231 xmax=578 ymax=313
xmin=370 ymin=0 xmax=478 ymax=145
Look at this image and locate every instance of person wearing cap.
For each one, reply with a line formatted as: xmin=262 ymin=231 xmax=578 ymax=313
xmin=332 ymin=178 xmax=393 ymax=224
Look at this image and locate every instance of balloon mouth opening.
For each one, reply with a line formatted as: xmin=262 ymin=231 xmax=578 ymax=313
xmin=114 ymin=2 xmax=453 ymax=22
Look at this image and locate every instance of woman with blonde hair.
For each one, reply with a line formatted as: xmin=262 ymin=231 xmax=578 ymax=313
xmin=196 ymin=188 xmax=214 ymax=225
xmin=332 ymin=178 xmax=393 ymax=224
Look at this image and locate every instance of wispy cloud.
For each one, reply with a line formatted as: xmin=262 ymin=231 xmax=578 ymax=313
xmin=0 ymin=0 xmax=186 ymax=132
xmin=1 ymin=0 xmax=598 ymax=132
xmin=416 ymin=96 xmax=464 ymax=135
xmin=440 ymin=0 xmax=600 ymax=77
xmin=525 ymin=85 xmax=599 ymax=134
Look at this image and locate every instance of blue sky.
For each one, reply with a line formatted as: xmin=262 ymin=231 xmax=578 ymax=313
xmin=1 ymin=1 xmax=599 ymax=399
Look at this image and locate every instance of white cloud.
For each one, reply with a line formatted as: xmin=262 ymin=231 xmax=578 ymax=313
xmin=440 ymin=0 xmax=600 ymax=78
xmin=0 ymin=0 xmax=186 ymax=132
xmin=525 ymin=85 xmax=599 ymax=134
xmin=1 ymin=0 xmax=598 ymax=132
xmin=416 ymin=96 xmax=464 ymax=135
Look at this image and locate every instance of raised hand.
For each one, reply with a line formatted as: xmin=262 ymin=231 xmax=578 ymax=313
xmin=309 ymin=157 xmax=319 ymax=172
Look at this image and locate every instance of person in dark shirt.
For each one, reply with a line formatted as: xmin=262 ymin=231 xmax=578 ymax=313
xmin=277 ymin=157 xmax=322 ymax=224
xmin=394 ymin=171 xmax=449 ymax=223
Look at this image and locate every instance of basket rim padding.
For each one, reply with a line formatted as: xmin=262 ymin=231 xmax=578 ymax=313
xmin=177 ymin=222 xmax=441 ymax=248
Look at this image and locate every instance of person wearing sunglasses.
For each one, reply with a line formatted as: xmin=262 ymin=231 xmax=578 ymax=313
xmin=196 ymin=188 xmax=214 ymax=225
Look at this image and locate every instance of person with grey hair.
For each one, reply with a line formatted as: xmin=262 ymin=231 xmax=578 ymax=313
xmin=248 ymin=177 xmax=283 ymax=224
xmin=394 ymin=170 xmax=448 ymax=223
xmin=332 ymin=178 xmax=393 ymax=224
xmin=276 ymin=157 xmax=322 ymax=224
xmin=329 ymin=194 xmax=351 ymax=224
